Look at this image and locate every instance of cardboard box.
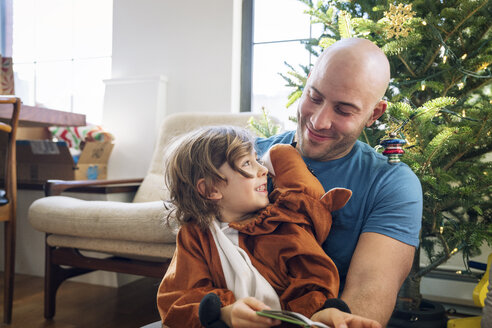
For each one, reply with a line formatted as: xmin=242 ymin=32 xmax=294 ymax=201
xmin=13 ymin=140 xmax=114 ymax=183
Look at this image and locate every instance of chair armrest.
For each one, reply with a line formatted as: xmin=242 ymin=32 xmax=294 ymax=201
xmin=44 ymin=178 xmax=144 ymax=196
xmin=29 ymin=196 xmax=177 ymax=243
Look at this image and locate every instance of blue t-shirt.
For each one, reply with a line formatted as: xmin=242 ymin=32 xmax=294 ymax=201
xmin=256 ymin=131 xmax=422 ymax=288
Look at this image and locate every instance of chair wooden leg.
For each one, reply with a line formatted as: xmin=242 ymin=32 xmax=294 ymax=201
xmin=44 ymin=242 xmax=92 ymax=319
xmin=45 ymin=243 xmax=60 ymax=319
xmin=4 ymin=219 xmax=16 ymax=324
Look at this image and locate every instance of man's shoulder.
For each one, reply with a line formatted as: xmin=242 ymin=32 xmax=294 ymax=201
xmin=355 ymin=141 xmax=418 ymax=179
xmin=255 ymin=130 xmax=295 ymax=155
xmin=335 ymin=141 xmax=421 ymax=205
xmin=355 ymin=140 xmax=392 ymax=166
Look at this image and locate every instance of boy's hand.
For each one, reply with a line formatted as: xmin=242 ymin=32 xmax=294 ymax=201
xmin=221 ymin=297 xmax=281 ymax=328
xmin=311 ymin=308 xmax=382 ymax=328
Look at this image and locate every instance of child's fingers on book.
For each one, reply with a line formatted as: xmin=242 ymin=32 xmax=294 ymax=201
xmin=234 ymin=315 xmax=280 ymax=328
xmin=231 ymin=298 xmax=280 ymax=327
xmin=242 ymin=296 xmax=271 ymax=311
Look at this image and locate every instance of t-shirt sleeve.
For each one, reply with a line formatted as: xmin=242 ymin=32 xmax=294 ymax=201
xmin=255 ymin=131 xmax=295 ymax=156
xmin=362 ymin=164 xmax=422 ymax=247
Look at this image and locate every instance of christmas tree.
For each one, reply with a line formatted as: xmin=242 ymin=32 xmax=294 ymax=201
xmin=252 ymin=0 xmax=492 ymax=313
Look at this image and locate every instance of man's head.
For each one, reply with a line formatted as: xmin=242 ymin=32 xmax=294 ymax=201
xmin=296 ymin=38 xmax=391 ymax=161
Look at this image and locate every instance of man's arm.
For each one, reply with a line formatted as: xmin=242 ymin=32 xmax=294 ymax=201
xmin=340 ymin=232 xmax=415 ymax=326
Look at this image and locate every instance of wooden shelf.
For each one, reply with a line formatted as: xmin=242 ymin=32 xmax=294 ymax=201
xmin=0 ymin=103 xmax=86 ymax=127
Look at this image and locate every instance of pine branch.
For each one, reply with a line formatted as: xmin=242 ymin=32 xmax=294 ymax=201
xmin=442 ymin=74 xmax=462 ymax=96
xmin=419 ymin=126 xmax=458 ymax=173
xmin=248 ymin=108 xmax=280 ymax=138
xmin=443 ymin=116 xmax=488 ymax=171
xmin=414 ymin=231 xmax=458 ymax=279
xmin=422 ymin=1 xmax=489 ymax=74
xmin=463 ymin=78 xmax=492 ymax=98
xmin=398 ymin=54 xmax=417 ymax=77
xmin=286 ymin=90 xmax=303 ymax=108
xmin=445 ymin=1 xmax=488 ymax=44
xmin=338 ymin=11 xmax=352 ymax=39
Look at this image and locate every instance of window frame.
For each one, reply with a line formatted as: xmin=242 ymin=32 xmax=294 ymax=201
xmin=240 ymin=0 xmax=253 ymax=112
xmin=240 ymin=0 xmax=319 ymax=115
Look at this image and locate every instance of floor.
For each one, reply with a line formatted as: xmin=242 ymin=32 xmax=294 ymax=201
xmin=2 ymin=272 xmax=483 ymax=328
xmin=0 ymin=273 xmax=161 ymax=328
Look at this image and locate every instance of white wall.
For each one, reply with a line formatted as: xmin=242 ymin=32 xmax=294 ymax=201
xmin=111 ymin=0 xmax=235 ymax=115
xmin=103 ymin=0 xmax=239 ymax=179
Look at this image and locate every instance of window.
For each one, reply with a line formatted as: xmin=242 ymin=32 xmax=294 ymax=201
xmin=12 ymin=0 xmax=113 ymax=124
xmin=245 ymin=0 xmax=322 ymax=129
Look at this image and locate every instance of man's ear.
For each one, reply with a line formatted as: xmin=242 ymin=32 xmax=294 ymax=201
xmin=366 ymin=100 xmax=387 ymax=127
xmin=196 ymin=178 xmax=223 ymax=200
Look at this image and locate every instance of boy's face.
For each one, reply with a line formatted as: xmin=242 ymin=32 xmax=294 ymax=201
xmin=214 ymin=151 xmax=269 ymax=223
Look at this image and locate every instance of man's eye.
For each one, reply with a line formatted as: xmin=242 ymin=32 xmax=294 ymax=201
xmin=309 ymin=95 xmax=322 ymax=104
xmin=335 ymin=106 xmax=352 ymax=116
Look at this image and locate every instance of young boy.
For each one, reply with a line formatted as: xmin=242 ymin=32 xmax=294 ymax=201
xmin=157 ymin=126 xmax=381 ymax=328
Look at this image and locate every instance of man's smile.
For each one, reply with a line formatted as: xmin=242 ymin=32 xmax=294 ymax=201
xmin=306 ymin=124 xmax=336 ymax=143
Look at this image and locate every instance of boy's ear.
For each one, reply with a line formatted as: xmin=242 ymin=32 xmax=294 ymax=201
xmin=196 ymin=178 xmax=223 ymax=200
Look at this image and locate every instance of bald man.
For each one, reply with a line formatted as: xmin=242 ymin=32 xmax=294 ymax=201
xmin=256 ymin=38 xmax=422 ymax=327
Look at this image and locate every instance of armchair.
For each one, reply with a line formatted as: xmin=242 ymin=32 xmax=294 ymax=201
xmin=28 ymin=112 xmax=269 ymax=319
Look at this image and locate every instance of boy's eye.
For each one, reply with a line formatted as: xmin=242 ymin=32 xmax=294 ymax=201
xmin=242 ymin=160 xmax=251 ymax=167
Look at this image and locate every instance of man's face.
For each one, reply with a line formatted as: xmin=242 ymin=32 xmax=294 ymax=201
xmin=296 ymin=60 xmax=384 ymax=162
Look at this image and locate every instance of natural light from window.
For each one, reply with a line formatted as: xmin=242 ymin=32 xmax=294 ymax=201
xmin=12 ymin=0 xmax=113 ymax=124
xmin=252 ymin=0 xmax=322 ymax=130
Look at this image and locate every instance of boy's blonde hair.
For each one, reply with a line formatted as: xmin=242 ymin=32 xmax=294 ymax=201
xmin=165 ymin=126 xmax=255 ymax=229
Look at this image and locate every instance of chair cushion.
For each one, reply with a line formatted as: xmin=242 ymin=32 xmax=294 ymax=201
xmin=46 ymin=235 xmax=175 ymax=261
xmin=29 ymin=196 xmax=177 ymax=243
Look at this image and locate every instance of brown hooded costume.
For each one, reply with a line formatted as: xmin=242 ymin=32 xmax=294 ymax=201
xmin=157 ymin=144 xmax=352 ymax=327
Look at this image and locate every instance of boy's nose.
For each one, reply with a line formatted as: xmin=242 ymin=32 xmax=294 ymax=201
xmin=257 ymin=163 xmax=268 ymax=177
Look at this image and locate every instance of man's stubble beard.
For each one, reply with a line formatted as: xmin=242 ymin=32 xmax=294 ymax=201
xmin=296 ymin=111 xmax=364 ymax=162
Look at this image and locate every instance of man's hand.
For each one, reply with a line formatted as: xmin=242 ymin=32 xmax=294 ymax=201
xmin=220 ymin=297 xmax=280 ymax=328
xmin=341 ymin=232 xmax=415 ymax=326
xmin=311 ymin=307 xmax=382 ymax=328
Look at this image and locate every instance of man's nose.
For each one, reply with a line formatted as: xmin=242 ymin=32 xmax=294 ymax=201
xmin=310 ymin=105 xmax=333 ymax=131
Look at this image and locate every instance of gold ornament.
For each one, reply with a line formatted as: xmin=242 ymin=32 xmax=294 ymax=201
xmin=383 ymin=3 xmax=416 ymax=39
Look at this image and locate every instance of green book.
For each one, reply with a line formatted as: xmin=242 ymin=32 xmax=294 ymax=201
xmin=256 ymin=309 xmax=330 ymax=328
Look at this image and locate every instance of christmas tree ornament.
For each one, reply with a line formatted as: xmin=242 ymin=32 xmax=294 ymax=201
xmin=383 ymin=3 xmax=416 ymax=39
xmin=380 ymin=133 xmax=407 ymax=164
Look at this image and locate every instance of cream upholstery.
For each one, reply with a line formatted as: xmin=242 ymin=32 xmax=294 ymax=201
xmin=31 ymin=198 xmax=176 ymax=260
